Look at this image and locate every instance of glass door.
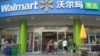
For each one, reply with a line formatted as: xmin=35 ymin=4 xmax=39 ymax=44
xmin=88 ymin=33 xmax=96 ymax=51
xmin=96 ymin=33 xmax=100 ymax=44
xmin=27 ymin=32 xmax=33 ymax=52
xmin=33 ymin=30 xmax=67 ymax=53
xmin=42 ymin=32 xmax=57 ymax=53
xmin=88 ymin=33 xmax=96 ymax=44
xmin=33 ymin=32 xmax=42 ymax=53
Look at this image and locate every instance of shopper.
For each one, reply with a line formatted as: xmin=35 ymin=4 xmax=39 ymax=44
xmin=4 ymin=41 xmax=11 ymax=56
xmin=53 ymin=40 xmax=57 ymax=54
xmin=62 ymin=38 xmax=68 ymax=55
xmin=67 ymin=41 xmax=73 ymax=56
xmin=1 ymin=38 xmax=4 ymax=51
xmin=48 ymin=39 xmax=53 ymax=54
xmin=91 ymin=40 xmax=96 ymax=52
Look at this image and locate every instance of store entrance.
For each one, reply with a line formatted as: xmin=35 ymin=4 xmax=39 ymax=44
xmin=42 ymin=31 xmax=73 ymax=53
xmin=32 ymin=30 xmax=71 ymax=53
xmin=42 ymin=32 xmax=57 ymax=53
xmin=26 ymin=30 xmax=73 ymax=53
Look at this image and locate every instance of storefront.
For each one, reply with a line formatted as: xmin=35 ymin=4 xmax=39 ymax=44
xmin=0 ymin=0 xmax=100 ymax=53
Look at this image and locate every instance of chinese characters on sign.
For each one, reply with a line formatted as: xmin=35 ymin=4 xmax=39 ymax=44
xmin=56 ymin=0 xmax=83 ymax=9
xmin=84 ymin=2 xmax=99 ymax=10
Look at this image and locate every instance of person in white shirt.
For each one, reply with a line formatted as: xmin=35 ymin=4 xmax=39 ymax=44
xmin=62 ymin=38 xmax=68 ymax=55
xmin=1 ymin=38 xmax=5 ymax=51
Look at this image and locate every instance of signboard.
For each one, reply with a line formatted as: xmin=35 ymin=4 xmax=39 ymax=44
xmin=84 ymin=2 xmax=99 ymax=10
xmin=0 ymin=0 xmax=100 ymax=17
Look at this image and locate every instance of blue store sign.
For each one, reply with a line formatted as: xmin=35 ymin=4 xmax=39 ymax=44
xmin=0 ymin=0 xmax=100 ymax=17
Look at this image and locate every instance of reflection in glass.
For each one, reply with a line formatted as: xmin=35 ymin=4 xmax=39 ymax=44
xmin=12 ymin=35 xmax=17 ymax=44
xmin=34 ymin=32 xmax=42 ymax=52
xmin=96 ymin=33 xmax=100 ymax=44
xmin=27 ymin=32 xmax=33 ymax=52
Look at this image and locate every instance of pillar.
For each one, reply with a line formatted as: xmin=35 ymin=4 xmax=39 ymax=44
xmin=73 ymin=18 xmax=82 ymax=51
xmin=19 ymin=20 xmax=27 ymax=53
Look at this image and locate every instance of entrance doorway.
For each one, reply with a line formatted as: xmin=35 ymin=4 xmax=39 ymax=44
xmin=42 ymin=32 xmax=57 ymax=53
xmin=27 ymin=30 xmax=73 ymax=53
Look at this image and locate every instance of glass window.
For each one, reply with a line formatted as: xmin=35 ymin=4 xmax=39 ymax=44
xmin=27 ymin=32 xmax=33 ymax=52
xmin=96 ymin=33 xmax=100 ymax=44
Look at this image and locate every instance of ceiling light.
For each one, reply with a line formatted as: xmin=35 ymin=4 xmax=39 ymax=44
xmin=80 ymin=15 xmax=85 ymax=19
xmin=34 ymin=27 xmax=45 ymax=31
xmin=31 ymin=16 xmax=35 ymax=19
xmin=69 ymin=16 xmax=74 ymax=19
xmin=6 ymin=18 xmax=10 ymax=22
xmin=59 ymin=27 xmax=68 ymax=31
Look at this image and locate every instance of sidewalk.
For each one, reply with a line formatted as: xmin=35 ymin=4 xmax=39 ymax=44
xmin=21 ymin=52 xmax=77 ymax=56
xmin=0 ymin=52 xmax=99 ymax=56
xmin=0 ymin=50 xmax=77 ymax=56
xmin=0 ymin=52 xmax=78 ymax=56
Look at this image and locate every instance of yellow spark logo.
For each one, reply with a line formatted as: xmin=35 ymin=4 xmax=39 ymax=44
xmin=40 ymin=0 xmax=53 ymax=12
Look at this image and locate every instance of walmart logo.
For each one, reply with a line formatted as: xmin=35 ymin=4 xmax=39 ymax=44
xmin=40 ymin=0 xmax=53 ymax=12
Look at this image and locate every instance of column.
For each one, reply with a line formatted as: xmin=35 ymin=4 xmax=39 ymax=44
xmin=19 ymin=20 xmax=27 ymax=53
xmin=73 ymin=18 xmax=82 ymax=51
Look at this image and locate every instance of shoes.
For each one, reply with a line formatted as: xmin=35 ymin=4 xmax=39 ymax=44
xmin=54 ymin=52 xmax=57 ymax=54
xmin=48 ymin=53 xmax=52 ymax=54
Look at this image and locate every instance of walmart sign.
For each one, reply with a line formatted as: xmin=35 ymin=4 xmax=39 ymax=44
xmin=0 ymin=0 xmax=100 ymax=17
xmin=1 ymin=1 xmax=38 ymax=12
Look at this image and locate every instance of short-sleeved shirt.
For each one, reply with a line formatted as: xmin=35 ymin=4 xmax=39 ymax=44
xmin=62 ymin=40 xmax=68 ymax=47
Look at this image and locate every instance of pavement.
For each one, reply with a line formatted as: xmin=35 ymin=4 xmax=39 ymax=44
xmin=0 ymin=52 xmax=79 ymax=56
xmin=0 ymin=52 xmax=99 ymax=56
xmin=21 ymin=52 xmax=78 ymax=56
